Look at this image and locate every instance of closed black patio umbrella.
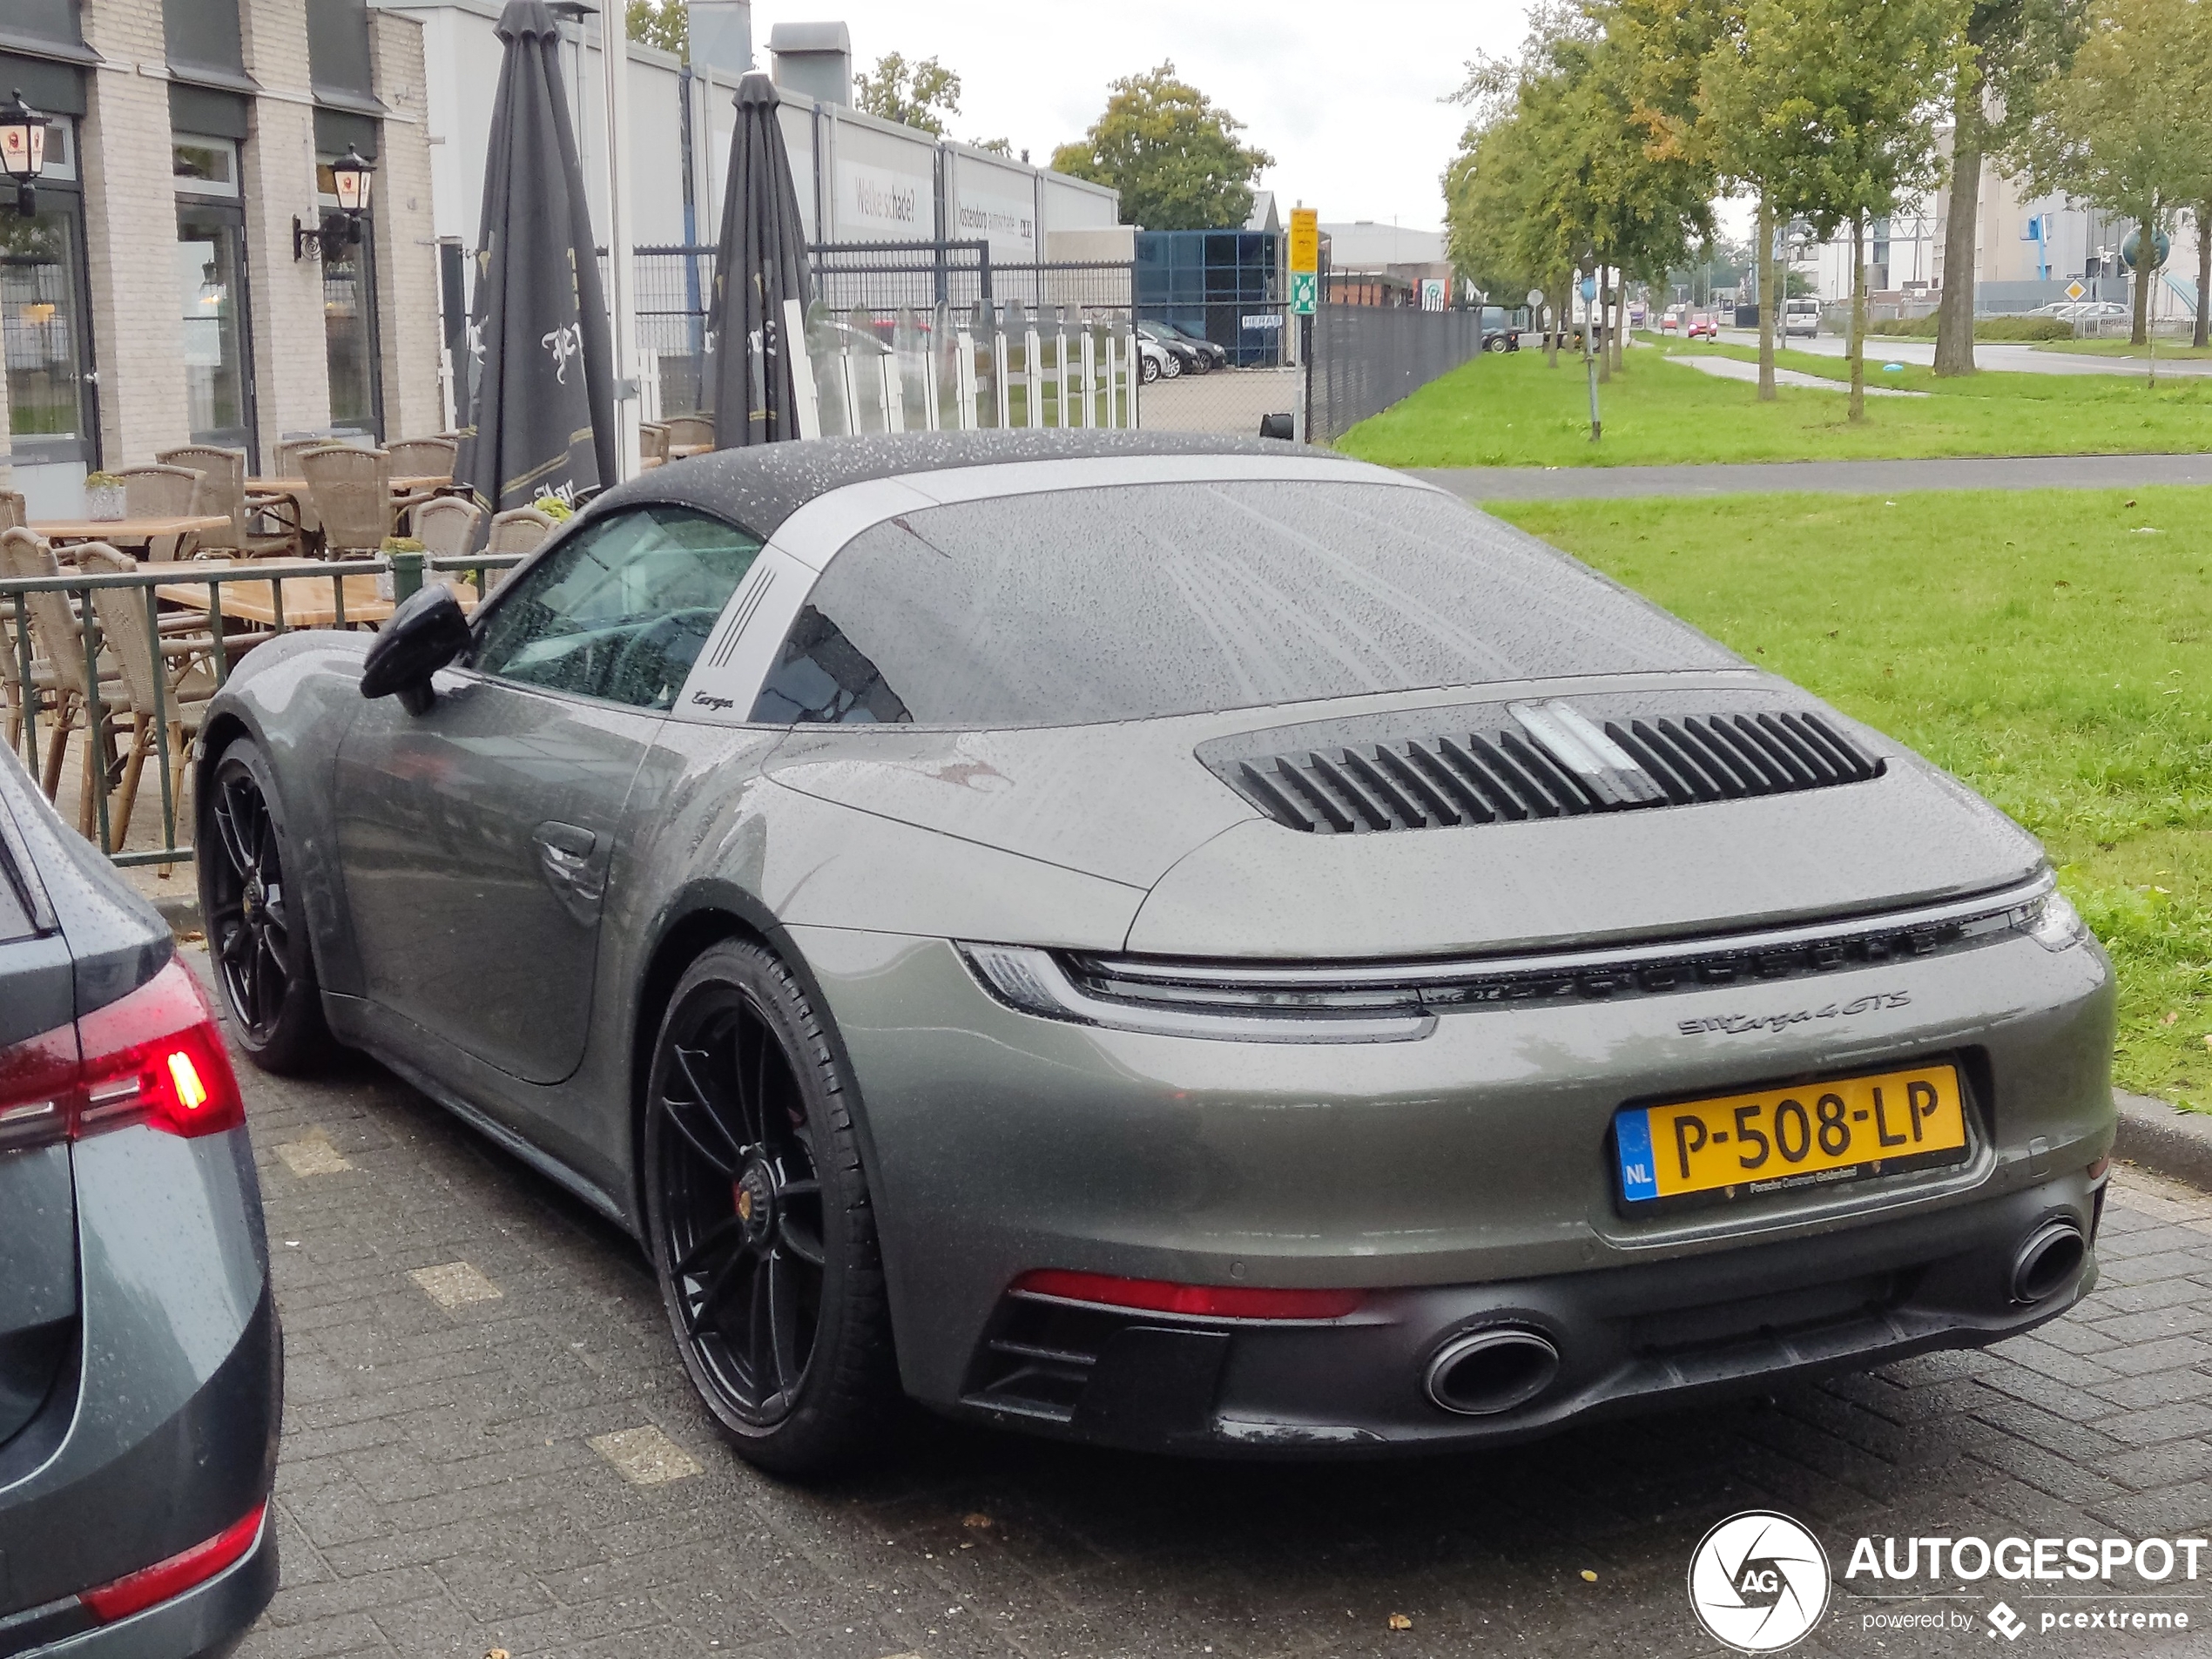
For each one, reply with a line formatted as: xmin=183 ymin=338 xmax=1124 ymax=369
xmin=710 ymin=71 xmax=814 ymax=446
xmin=454 ymin=0 xmax=616 ymax=519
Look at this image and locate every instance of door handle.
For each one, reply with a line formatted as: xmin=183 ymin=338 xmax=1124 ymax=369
xmin=532 ymin=820 xmax=604 ymax=926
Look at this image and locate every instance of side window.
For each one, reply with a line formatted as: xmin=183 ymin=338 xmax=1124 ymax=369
xmin=473 ymin=506 xmax=763 ymax=711
xmin=750 ymin=604 xmax=912 ymax=725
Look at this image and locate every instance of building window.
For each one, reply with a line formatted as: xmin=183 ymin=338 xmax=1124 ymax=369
xmin=175 ymin=133 xmax=255 ymax=456
xmin=3 ymin=118 xmax=97 ymax=472
xmin=318 ymin=155 xmax=382 ymax=437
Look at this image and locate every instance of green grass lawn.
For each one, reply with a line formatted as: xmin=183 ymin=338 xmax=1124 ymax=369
xmin=1336 ymin=338 xmax=2212 ymax=468
xmin=1493 ymin=486 xmax=2212 ymax=1110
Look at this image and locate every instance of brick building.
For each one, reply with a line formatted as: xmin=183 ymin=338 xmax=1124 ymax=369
xmin=1 ymin=0 xmax=442 ymax=514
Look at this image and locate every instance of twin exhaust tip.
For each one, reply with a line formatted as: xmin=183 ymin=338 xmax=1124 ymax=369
xmin=2011 ymin=1218 xmax=2086 ymax=1305
xmin=1425 ymin=1217 xmax=2086 ymax=1416
xmin=1425 ymin=1326 xmax=1561 ymax=1416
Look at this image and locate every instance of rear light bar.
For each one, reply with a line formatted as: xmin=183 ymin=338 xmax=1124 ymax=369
xmin=1011 ymin=1269 xmax=1365 ymax=1320
xmin=0 ymin=960 xmax=244 ymax=1150
xmin=78 ymin=1502 xmax=266 ymax=1624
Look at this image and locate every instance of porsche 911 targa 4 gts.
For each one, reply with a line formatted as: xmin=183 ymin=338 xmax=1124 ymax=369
xmin=196 ymin=432 xmax=2114 ymax=1474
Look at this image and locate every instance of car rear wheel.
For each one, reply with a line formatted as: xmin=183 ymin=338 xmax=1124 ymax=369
xmin=644 ymin=940 xmax=896 ymax=1476
xmin=199 ymin=738 xmax=331 ymax=1073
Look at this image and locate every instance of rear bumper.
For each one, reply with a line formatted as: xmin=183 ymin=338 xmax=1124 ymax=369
xmin=0 ymin=1128 xmax=278 ymax=1648
xmin=949 ymin=1167 xmax=2103 ymax=1455
xmin=795 ymin=921 xmax=2114 ymax=1454
xmin=4 ymin=1509 xmax=276 ymax=1659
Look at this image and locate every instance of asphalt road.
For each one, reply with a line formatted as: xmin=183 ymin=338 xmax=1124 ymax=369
xmin=1716 ymin=328 xmax=2212 ymax=379
xmin=203 ymin=948 xmax=2212 ymax=1659
xmin=1418 ymin=452 xmax=2212 ymax=502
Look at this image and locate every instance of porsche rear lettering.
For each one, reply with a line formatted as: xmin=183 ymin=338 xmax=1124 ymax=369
xmin=1678 ymin=991 xmax=1910 ymax=1035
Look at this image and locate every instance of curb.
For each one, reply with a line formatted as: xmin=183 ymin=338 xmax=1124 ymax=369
xmin=154 ymin=893 xmax=203 ymax=934
xmin=2112 ymin=1090 xmax=2212 ymax=1193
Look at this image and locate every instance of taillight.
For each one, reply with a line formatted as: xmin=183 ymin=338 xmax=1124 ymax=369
xmin=0 ymin=1021 xmax=79 ymax=1152
xmin=76 ymin=961 xmax=244 ymax=1139
xmin=78 ymin=1502 xmax=265 ymax=1623
xmin=0 ymin=960 xmax=243 ymax=1147
xmin=1010 ymin=1269 xmax=1366 ymax=1320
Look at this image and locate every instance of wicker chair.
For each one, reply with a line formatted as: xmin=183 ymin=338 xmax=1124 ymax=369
xmin=300 ymin=446 xmax=396 ymax=556
xmin=157 ymin=444 xmax=297 ymax=557
xmin=661 ymin=415 xmax=714 ymax=450
xmin=386 ymin=436 xmax=458 ymax=480
xmin=116 ymin=463 xmax=204 ymax=520
xmin=483 ymin=506 xmax=556 ymax=586
xmin=411 ymin=495 xmax=482 ymax=557
xmin=637 ymin=421 xmax=671 ymax=468
xmin=0 ymin=528 xmax=123 ymax=813
xmin=0 ymin=491 xmax=24 ymax=531
xmin=273 ymin=438 xmax=368 ymax=540
xmin=75 ymin=543 xmax=217 ymax=850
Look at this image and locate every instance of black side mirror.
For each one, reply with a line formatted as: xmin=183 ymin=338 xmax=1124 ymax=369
xmin=361 ymin=584 xmax=470 ymax=715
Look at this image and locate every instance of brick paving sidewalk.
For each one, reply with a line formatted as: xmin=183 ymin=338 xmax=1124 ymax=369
xmin=219 ymin=970 xmax=2212 ymax=1659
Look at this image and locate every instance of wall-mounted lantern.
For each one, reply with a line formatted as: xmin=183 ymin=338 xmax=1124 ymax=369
xmin=0 ymin=89 xmax=51 ymax=218
xmin=293 ymin=145 xmax=377 ymax=260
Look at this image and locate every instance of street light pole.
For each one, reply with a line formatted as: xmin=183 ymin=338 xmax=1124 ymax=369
xmin=600 ymin=0 xmax=641 ymax=480
xmin=1580 ymin=253 xmax=1601 ymax=442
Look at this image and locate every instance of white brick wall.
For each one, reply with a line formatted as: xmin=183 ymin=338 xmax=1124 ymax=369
xmin=235 ymin=0 xmax=338 ymax=447
xmin=370 ymin=12 xmax=448 ymax=440
xmin=77 ymin=3 xmax=192 ymax=466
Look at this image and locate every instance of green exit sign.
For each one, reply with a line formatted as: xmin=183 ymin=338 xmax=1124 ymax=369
xmin=1290 ymin=271 xmax=1317 ymax=315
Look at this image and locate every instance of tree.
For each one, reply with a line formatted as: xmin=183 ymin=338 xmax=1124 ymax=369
xmin=1052 ymin=64 xmax=1273 ymax=230
xmin=626 ymin=0 xmax=686 ymax=58
xmin=853 ymin=52 xmax=962 ymax=136
xmin=2019 ymin=0 xmax=2212 ymax=347
xmin=1703 ymin=0 xmax=1966 ymax=419
xmin=1932 ymin=2 xmax=2087 ymax=375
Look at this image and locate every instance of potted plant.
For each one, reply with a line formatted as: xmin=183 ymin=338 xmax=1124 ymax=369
xmin=376 ymin=535 xmax=424 ymax=603
xmin=84 ymin=472 xmax=125 ymax=521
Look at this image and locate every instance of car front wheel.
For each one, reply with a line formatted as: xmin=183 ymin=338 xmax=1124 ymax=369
xmin=1160 ymin=351 xmax=1183 ymax=379
xmin=643 ymin=940 xmax=896 ymax=1476
xmin=1140 ymin=354 xmax=1162 ymax=384
xmin=199 ymin=737 xmax=333 ymax=1073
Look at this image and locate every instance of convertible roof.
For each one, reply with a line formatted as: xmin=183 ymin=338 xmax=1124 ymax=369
xmin=583 ymin=431 xmax=1290 ymax=536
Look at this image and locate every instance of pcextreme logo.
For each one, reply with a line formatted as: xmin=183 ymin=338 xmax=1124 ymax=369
xmin=1687 ymin=1511 xmax=1831 ymax=1652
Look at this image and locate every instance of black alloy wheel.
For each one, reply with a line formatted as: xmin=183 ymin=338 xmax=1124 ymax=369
xmin=199 ymin=738 xmax=330 ymax=1072
xmin=644 ymin=940 xmax=894 ymax=1474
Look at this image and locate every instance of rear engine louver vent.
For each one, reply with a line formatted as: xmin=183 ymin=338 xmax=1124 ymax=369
xmin=1215 ymin=710 xmax=1884 ymax=834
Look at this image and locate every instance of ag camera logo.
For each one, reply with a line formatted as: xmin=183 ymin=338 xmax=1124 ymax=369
xmin=1689 ymin=1511 xmax=1832 ymax=1652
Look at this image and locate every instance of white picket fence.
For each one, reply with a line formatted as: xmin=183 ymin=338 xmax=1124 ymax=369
xmin=787 ymin=300 xmax=1139 ymax=439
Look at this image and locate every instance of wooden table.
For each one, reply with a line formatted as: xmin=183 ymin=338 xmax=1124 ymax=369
xmin=32 ymin=514 xmax=232 ymax=555
xmin=155 ymin=566 xmax=479 ymax=630
xmin=246 ymin=475 xmax=450 ymax=496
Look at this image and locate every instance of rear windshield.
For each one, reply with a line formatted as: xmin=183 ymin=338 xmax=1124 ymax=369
xmin=750 ymin=481 xmax=1731 ymax=728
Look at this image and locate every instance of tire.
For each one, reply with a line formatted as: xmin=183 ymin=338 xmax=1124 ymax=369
xmin=643 ymin=940 xmax=897 ymax=1477
xmin=1484 ymin=335 xmax=1507 ymax=353
xmin=1140 ymin=354 xmax=1162 ymax=385
xmin=1160 ymin=351 xmax=1184 ymax=380
xmin=198 ymin=738 xmax=334 ymax=1074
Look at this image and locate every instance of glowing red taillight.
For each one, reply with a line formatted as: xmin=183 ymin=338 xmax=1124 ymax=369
xmin=1010 ymin=1269 xmax=1365 ymax=1320
xmin=78 ymin=1502 xmax=265 ymax=1623
xmin=0 ymin=960 xmax=243 ymax=1147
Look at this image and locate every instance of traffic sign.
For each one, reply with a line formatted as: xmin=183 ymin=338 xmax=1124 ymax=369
xmin=1579 ymin=275 xmax=1596 ymax=302
xmin=2064 ymin=279 xmax=2086 ymax=300
xmin=1290 ymin=270 xmax=1317 ymax=315
xmin=1289 ymin=208 xmax=1318 ymax=275
xmin=1526 ymin=288 xmax=1545 ymax=309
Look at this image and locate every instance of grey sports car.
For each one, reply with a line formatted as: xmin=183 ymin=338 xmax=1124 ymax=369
xmin=197 ymin=432 xmax=2115 ymax=1474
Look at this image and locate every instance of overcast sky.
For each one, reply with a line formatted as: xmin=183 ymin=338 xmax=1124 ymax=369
xmin=748 ymin=0 xmax=1539 ymax=230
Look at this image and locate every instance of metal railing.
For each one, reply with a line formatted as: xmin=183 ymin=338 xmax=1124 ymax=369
xmin=3 ymin=551 xmax=521 ymax=870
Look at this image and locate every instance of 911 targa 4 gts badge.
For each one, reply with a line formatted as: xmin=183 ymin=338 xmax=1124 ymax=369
xmin=1679 ymin=991 xmax=1912 ymax=1036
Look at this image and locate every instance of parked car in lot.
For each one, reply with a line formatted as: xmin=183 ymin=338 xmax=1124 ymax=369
xmin=1686 ymin=313 xmax=1719 ymax=340
xmin=1136 ymin=320 xmax=1211 ymax=375
xmin=1 ymin=747 xmax=280 ymax=1654
xmin=199 ymin=431 xmax=2114 ymax=1476
xmin=1135 ymin=335 xmax=1172 ymax=383
xmin=1153 ymin=320 xmax=1228 ymax=372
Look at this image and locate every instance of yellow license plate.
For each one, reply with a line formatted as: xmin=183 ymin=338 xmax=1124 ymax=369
xmin=1616 ymin=1063 xmax=1969 ymax=1207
